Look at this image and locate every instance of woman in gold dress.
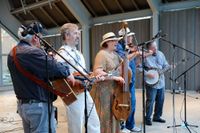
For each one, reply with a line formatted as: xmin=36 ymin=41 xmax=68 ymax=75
xmin=92 ymin=32 xmax=124 ymax=133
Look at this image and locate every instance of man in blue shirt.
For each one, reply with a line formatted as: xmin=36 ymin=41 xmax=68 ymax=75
xmin=144 ymin=41 xmax=169 ymax=125
xmin=116 ymin=27 xmax=141 ymax=132
xmin=7 ymin=21 xmax=74 ymax=133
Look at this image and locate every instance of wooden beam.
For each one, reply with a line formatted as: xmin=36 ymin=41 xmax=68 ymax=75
xmin=11 ymin=0 xmax=58 ymax=14
xmin=82 ymin=0 xmax=97 ymax=17
xmin=131 ymin=0 xmax=139 ymax=10
xmin=28 ymin=10 xmax=38 ymax=20
xmin=52 ymin=3 xmax=70 ymax=22
xmin=62 ymin=0 xmax=91 ymax=25
xmin=40 ymin=7 xmax=58 ymax=26
xmin=115 ymin=0 xmax=125 ymax=13
xmin=99 ymin=0 xmax=111 ymax=15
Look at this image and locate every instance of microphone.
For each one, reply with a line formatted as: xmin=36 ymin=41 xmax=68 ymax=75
xmin=160 ymin=33 xmax=167 ymax=38
xmin=152 ymin=30 xmax=162 ymax=39
xmin=20 ymin=25 xmax=33 ymax=37
xmin=152 ymin=30 xmax=167 ymax=40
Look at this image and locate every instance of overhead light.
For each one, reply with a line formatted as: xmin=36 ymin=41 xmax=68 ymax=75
xmin=94 ymin=16 xmax=152 ymax=26
xmin=122 ymin=16 xmax=152 ymax=22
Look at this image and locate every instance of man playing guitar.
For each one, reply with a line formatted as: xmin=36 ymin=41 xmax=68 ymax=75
xmin=55 ymin=23 xmax=100 ymax=133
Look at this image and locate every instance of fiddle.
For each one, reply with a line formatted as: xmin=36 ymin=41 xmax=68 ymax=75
xmin=127 ymin=44 xmax=154 ymax=58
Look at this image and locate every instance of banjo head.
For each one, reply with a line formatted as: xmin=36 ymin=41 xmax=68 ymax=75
xmin=145 ymin=69 xmax=159 ymax=86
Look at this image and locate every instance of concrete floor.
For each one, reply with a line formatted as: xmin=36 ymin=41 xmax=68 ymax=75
xmin=0 ymin=89 xmax=200 ymax=133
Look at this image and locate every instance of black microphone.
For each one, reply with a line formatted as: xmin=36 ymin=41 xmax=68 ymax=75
xmin=160 ymin=33 xmax=167 ymax=38
xmin=21 ymin=25 xmax=33 ymax=37
xmin=152 ymin=30 xmax=162 ymax=39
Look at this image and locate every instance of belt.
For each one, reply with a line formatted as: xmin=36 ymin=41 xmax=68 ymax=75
xmin=18 ymin=99 xmax=42 ymax=104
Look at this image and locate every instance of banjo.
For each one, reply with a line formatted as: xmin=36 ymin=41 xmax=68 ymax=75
xmin=144 ymin=58 xmax=188 ymax=86
xmin=144 ymin=66 xmax=171 ymax=86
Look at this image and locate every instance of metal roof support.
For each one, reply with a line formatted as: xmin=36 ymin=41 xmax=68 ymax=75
xmin=62 ymin=0 xmax=91 ymax=25
xmin=20 ymin=0 xmax=26 ymax=14
xmin=11 ymin=0 xmax=56 ymax=14
xmin=62 ymin=0 xmax=92 ymax=69
xmin=92 ymin=9 xmax=152 ymax=24
xmin=81 ymin=25 xmax=91 ymax=69
xmin=48 ymin=0 xmax=53 ymax=9
xmin=147 ymin=0 xmax=160 ymax=44
xmin=0 ymin=0 xmax=21 ymax=39
xmin=160 ymin=0 xmax=200 ymax=12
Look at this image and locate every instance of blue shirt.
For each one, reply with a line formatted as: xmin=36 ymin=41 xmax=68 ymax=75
xmin=144 ymin=50 xmax=169 ymax=89
xmin=7 ymin=40 xmax=70 ymax=102
xmin=116 ymin=43 xmax=136 ymax=83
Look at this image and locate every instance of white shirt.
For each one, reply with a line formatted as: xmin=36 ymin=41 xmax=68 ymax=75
xmin=55 ymin=45 xmax=86 ymax=74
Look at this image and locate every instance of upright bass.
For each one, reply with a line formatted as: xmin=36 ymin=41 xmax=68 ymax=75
xmin=112 ymin=22 xmax=132 ymax=121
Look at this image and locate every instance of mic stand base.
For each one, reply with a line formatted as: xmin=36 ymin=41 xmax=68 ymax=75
xmin=167 ymin=74 xmax=198 ymax=133
xmin=167 ymin=122 xmax=198 ymax=133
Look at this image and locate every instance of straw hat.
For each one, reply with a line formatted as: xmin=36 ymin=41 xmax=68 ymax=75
xmin=118 ymin=27 xmax=135 ymax=37
xmin=100 ymin=32 xmax=119 ymax=47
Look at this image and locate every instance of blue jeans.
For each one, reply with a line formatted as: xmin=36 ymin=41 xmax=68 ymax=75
xmin=125 ymin=82 xmax=136 ymax=130
xmin=146 ymin=87 xmax=165 ymax=121
xmin=17 ymin=102 xmax=56 ymax=133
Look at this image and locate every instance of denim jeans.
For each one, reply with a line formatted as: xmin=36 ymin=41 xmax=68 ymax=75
xmin=146 ymin=87 xmax=165 ymax=121
xmin=125 ymin=82 xmax=136 ymax=130
xmin=17 ymin=102 xmax=56 ymax=133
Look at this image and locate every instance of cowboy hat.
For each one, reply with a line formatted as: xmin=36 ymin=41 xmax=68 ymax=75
xmin=118 ymin=27 xmax=135 ymax=37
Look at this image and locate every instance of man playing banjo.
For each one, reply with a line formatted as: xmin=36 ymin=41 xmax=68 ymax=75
xmin=143 ymin=41 xmax=170 ymax=126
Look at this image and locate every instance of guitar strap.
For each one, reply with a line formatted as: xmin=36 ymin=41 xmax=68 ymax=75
xmin=58 ymin=47 xmax=89 ymax=75
xmin=12 ymin=46 xmax=65 ymax=97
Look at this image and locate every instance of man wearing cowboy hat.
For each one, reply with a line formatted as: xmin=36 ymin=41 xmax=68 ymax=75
xmin=116 ymin=27 xmax=141 ymax=132
xmin=8 ymin=21 xmax=74 ymax=133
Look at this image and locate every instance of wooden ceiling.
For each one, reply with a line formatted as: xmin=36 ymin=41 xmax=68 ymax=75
xmin=8 ymin=0 xmax=190 ymax=29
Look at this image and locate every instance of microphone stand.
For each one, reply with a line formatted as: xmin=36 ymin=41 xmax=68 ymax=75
xmin=34 ymin=32 xmax=92 ymax=133
xmin=44 ymin=45 xmax=53 ymax=133
xmin=160 ymin=38 xmax=199 ymax=132
xmin=141 ymin=44 xmax=146 ymax=133
xmin=137 ymin=38 xmax=156 ymax=133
